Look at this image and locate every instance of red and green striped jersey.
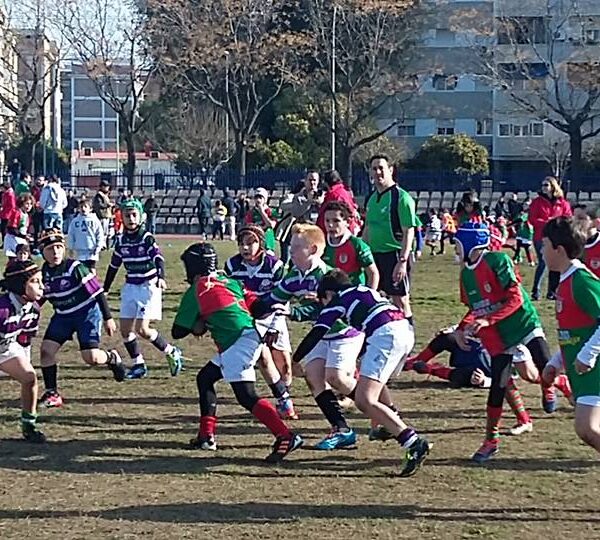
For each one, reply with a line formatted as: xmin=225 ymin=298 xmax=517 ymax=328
xmin=323 ymin=232 xmax=374 ymax=285
xmin=173 ymin=274 xmax=255 ymax=352
xmin=555 ymin=261 xmax=600 ymax=399
xmin=459 ymin=251 xmax=541 ymax=356
xmin=584 ymin=232 xmax=600 ymax=278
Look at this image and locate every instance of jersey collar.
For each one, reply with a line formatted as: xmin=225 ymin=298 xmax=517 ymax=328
xmin=586 ymin=231 xmax=600 ymax=249
xmin=464 ymin=250 xmax=487 ymax=270
xmin=327 ymin=230 xmax=351 ymax=247
xmin=375 ymin=183 xmax=397 ymax=201
xmin=560 ymin=259 xmax=586 ymax=282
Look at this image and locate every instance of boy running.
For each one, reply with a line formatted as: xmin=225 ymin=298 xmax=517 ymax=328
xmin=542 ymin=217 xmax=600 ymax=452
xmin=293 ymin=269 xmax=430 ymax=477
xmin=103 ymin=198 xmax=183 ymax=379
xmin=172 ymin=242 xmax=303 ymax=462
xmin=0 ymin=260 xmax=46 ymax=442
xmin=38 ymin=229 xmax=125 ymax=408
xmin=67 ymin=197 xmax=104 ymax=271
xmin=224 ymin=224 xmax=297 ymax=419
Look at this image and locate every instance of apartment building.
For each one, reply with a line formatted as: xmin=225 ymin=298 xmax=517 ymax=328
xmin=0 ymin=8 xmax=18 ymax=170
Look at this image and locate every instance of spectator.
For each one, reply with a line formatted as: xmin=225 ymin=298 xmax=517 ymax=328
xmin=245 ymin=187 xmax=276 ymax=252
xmin=195 ymin=188 xmax=212 ymax=238
xmin=454 ymin=191 xmax=483 ymax=225
xmin=67 ymin=197 xmax=104 ymax=272
xmin=92 ymin=180 xmax=113 ymax=244
xmin=15 ymin=172 xmax=31 ymax=196
xmin=235 ymin=192 xmax=250 ymax=232
xmin=506 ymin=192 xmax=522 ymax=220
xmin=0 ymin=177 xmax=16 ymax=244
xmin=316 ymin=170 xmax=360 ymax=234
xmin=275 ymin=181 xmax=304 ymax=262
xmin=40 ymin=175 xmax=68 ymax=229
xmin=528 ymin=176 xmax=572 ymax=300
xmin=30 ymin=176 xmax=45 ymax=247
xmin=8 ymin=158 xmax=20 ymax=185
xmin=493 ymin=195 xmax=507 ymax=218
xmin=143 ymin=193 xmax=160 ymax=234
xmin=63 ymin=189 xmax=79 ymax=233
xmin=290 ymin=170 xmax=323 ymax=225
xmin=221 ymin=189 xmax=239 ymax=241
xmin=211 ymin=199 xmax=227 ymax=240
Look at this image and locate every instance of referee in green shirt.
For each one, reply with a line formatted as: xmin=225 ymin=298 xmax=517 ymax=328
xmin=363 ymin=155 xmax=418 ymax=324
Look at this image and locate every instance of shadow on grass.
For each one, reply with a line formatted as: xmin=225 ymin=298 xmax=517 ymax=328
xmin=0 ymin=502 xmax=597 ymax=524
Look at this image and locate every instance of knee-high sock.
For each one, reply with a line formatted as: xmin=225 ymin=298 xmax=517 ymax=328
xmin=41 ymin=364 xmax=58 ymax=391
xmin=252 ymin=399 xmax=291 ymax=438
xmin=123 ymin=332 xmax=143 ymax=363
xmin=315 ymin=389 xmax=348 ymax=431
xmin=505 ymin=377 xmax=531 ymax=425
xmin=148 ymin=329 xmax=174 ymax=354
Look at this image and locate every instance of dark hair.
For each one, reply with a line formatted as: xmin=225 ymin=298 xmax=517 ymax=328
xmin=291 ymin=180 xmax=304 ymax=195
xmin=542 ymin=216 xmax=585 ymax=259
xmin=18 ymin=193 xmax=34 ymax=208
xmin=317 ymin=269 xmax=352 ymax=299
xmin=323 ymin=170 xmax=343 ymax=188
xmin=369 ymin=154 xmax=391 ymax=166
xmin=457 ymin=190 xmax=481 ymax=215
xmin=322 ymin=201 xmax=351 ymax=221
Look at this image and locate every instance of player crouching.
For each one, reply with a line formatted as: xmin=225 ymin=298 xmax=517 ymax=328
xmin=172 ymin=243 xmax=303 ymax=463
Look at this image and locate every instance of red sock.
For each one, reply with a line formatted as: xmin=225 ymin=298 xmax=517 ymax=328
xmin=252 ymin=398 xmax=291 ymax=438
xmin=429 ymin=363 xmax=452 ymax=381
xmin=486 ymin=405 xmax=503 ymax=445
xmin=554 ymin=374 xmax=572 ymax=399
xmin=199 ymin=415 xmax=217 ymax=437
xmin=505 ymin=378 xmax=531 ymax=425
xmin=415 ymin=347 xmax=435 ymax=363
xmin=526 ymin=250 xmax=533 ymax=264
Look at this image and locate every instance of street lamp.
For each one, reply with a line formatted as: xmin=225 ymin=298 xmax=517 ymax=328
xmin=331 ymin=5 xmax=337 ymax=170
xmin=224 ymin=51 xmax=230 ymax=162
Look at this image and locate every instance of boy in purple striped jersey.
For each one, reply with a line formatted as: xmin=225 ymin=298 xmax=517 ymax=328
xmin=37 ymin=229 xmax=125 ymax=408
xmin=225 ymin=224 xmax=297 ymax=420
xmin=293 ymin=268 xmax=430 ymax=477
xmin=103 ymin=198 xmax=183 ymax=379
xmin=0 ymin=259 xmax=46 ymax=442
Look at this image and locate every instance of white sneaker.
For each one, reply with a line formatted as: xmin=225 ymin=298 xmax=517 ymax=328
xmin=508 ymin=422 xmax=533 ymax=436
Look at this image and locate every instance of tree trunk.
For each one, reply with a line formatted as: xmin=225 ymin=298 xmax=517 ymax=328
xmin=338 ymin=145 xmax=353 ymax=190
xmin=124 ymin=131 xmax=136 ymax=192
xmin=234 ymin=137 xmax=247 ymax=188
xmin=568 ymin=128 xmax=583 ymax=187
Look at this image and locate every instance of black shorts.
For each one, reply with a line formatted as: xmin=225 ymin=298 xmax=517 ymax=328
xmin=373 ymin=250 xmax=412 ymax=297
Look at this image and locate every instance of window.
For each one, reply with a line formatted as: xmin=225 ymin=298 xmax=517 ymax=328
xmin=531 ymin=122 xmax=544 ymax=136
xmin=433 ymin=74 xmax=458 ymax=91
xmin=476 ymin=119 xmax=492 ymax=135
xmin=497 ymin=17 xmax=548 ymax=45
xmin=498 ymin=123 xmax=510 ymax=137
xmin=497 ymin=122 xmax=544 ymax=137
xmin=437 ymin=121 xmax=455 ymax=135
xmin=513 ymin=124 xmax=530 ymax=137
xmin=584 ymin=29 xmax=600 ymax=44
xmin=397 ymin=121 xmax=415 ymax=136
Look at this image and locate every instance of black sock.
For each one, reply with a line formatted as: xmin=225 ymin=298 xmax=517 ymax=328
xmin=42 ymin=364 xmax=58 ymax=391
xmin=268 ymin=379 xmax=289 ymax=400
xmin=315 ymin=389 xmax=348 ymax=431
xmin=150 ymin=332 xmax=168 ymax=352
xmin=124 ymin=337 xmax=141 ymax=359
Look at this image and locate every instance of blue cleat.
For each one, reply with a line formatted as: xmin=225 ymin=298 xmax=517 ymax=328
xmin=166 ymin=347 xmax=184 ymax=377
xmin=126 ymin=363 xmax=149 ymax=380
xmin=542 ymin=385 xmax=558 ymax=413
xmin=471 ymin=440 xmax=499 ymax=464
xmin=314 ymin=428 xmax=357 ymax=450
xmin=265 ymin=432 xmax=304 ymax=463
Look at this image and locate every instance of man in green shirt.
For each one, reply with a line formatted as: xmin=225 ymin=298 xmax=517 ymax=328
xmin=15 ymin=173 xmax=32 ymax=196
xmin=363 ymin=155 xmax=418 ymax=323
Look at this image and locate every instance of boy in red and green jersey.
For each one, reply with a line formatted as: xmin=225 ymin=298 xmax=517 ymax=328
xmin=573 ymin=205 xmax=600 ymax=278
xmin=322 ymin=201 xmax=379 ymax=288
xmin=454 ymin=222 xmax=557 ymax=464
xmin=171 ymin=242 xmax=303 ymax=463
xmin=542 ymin=217 xmax=600 ymax=453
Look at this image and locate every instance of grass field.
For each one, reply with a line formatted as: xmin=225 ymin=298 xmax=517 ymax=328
xmin=0 ymin=239 xmax=598 ymax=540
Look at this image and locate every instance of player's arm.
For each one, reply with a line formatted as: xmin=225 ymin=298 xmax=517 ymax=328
xmin=172 ymin=286 xmax=201 ymax=340
xmin=103 ymin=241 xmax=123 ymax=292
xmin=147 ymin=235 xmax=165 ymax=280
xmin=292 ymin=303 xmax=345 ymax=363
xmin=356 ymin=238 xmax=379 ymax=289
xmin=573 ymin=271 xmax=600 ymax=373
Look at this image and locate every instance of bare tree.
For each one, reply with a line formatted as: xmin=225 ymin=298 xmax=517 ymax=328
xmin=306 ymin=0 xmax=423 ymax=182
xmin=146 ymin=0 xmax=308 ymax=183
xmin=58 ymin=0 xmax=157 ymax=189
xmin=453 ymin=0 xmax=600 ymax=182
xmin=524 ymin=133 xmax=571 ymax=180
xmin=0 ymin=0 xmax=64 ymax=172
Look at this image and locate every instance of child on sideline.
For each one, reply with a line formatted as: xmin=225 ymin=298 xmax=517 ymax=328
xmin=257 ymin=224 xmax=365 ymax=450
xmin=211 ymin=200 xmax=227 ymax=241
xmin=574 ymin=205 xmax=600 ymax=278
xmin=0 ymin=260 xmax=46 ymax=442
xmin=454 ymin=222 xmax=564 ymax=463
xmin=4 ymin=194 xmax=34 ymax=259
xmin=322 ymin=201 xmax=379 ymax=288
xmin=245 ymin=187 xmax=277 ymax=253
xmin=224 ymin=224 xmax=298 ymax=419
xmin=293 ymin=269 xmax=430 ymax=477
xmin=513 ymin=202 xmax=535 ymax=266
xmin=172 ymin=242 xmax=303 ymax=462
xmin=425 ymin=208 xmax=442 ymax=257
xmin=37 ymin=229 xmax=124 ymax=408
xmin=103 ymin=198 xmax=184 ymax=379
xmin=542 ymin=217 xmax=600 ymax=452
xmin=68 ymin=197 xmax=104 ymax=271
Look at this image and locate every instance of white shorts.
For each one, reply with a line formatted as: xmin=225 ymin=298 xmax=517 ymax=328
xmin=120 ymin=282 xmax=162 ymax=320
xmin=0 ymin=342 xmax=31 ymax=364
xmin=254 ymin=313 xmax=291 ymax=352
xmin=4 ymin=234 xmax=27 ymax=258
xmin=210 ymin=329 xmax=262 ymax=382
xmin=516 ymin=237 xmax=532 ymax=245
xmin=426 ymin=232 xmax=441 ymax=242
xmin=302 ymin=333 xmax=364 ymax=373
xmin=360 ymin=320 xmax=415 ymax=383
xmin=577 ymin=396 xmax=600 ymax=407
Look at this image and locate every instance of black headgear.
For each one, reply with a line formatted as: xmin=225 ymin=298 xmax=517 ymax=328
xmin=38 ymin=228 xmax=65 ymax=251
xmin=180 ymin=243 xmax=218 ymax=284
xmin=0 ymin=259 xmax=40 ymax=296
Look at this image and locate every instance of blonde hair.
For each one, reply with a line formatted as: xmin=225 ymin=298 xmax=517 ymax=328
xmin=544 ymin=176 xmax=564 ymax=199
xmin=291 ymin=223 xmax=326 ymax=253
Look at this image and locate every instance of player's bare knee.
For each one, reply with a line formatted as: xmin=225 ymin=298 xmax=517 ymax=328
xmin=81 ymin=350 xmax=98 ymax=366
xmin=22 ymin=369 xmax=37 ymax=387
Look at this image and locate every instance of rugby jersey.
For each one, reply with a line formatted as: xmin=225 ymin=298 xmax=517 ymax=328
xmin=42 ymin=258 xmax=104 ymax=316
xmin=224 ymin=253 xmax=285 ymax=296
xmin=0 ymin=293 xmax=40 ymax=351
xmin=584 ymin=232 xmax=600 ymax=278
xmin=107 ymin=229 xmax=164 ymax=286
xmin=323 ymin=232 xmax=374 ymax=285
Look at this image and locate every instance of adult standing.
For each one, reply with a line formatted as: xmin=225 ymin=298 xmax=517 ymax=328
xmin=235 ymin=192 xmax=250 ymax=233
xmin=506 ymin=192 xmax=522 ymax=221
xmin=493 ymin=196 xmax=507 ymax=218
xmin=143 ymin=193 xmax=160 ymax=234
xmin=316 ymin=170 xmax=359 ymax=234
xmin=362 ymin=155 xmax=418 ymax=324
xmin=30 ymin=176 xmax=45 ymax=246
xmin=0 ymin=177 xmax=16 ymax=244
xmin=528 ymin=176 xmax=572 ymax=300
xmin=92 ymin=180 xmax=113 ymax=245
xmin=221 ymin=189 xmax=239 ymax=241
xmin=195 ymin=188 xmax=212 ymax=238
xmin=8 ymin=159 xmax=20 ymax=185
xmin=245 ymin=187 xmax=276 ymax=252
xmin=15 ymin=172 xmax=31 ymax=197
xmin=62 ymin=189 xmax=79 ymax=234
xmin=40 ymin=175 xmax=68 ymax=230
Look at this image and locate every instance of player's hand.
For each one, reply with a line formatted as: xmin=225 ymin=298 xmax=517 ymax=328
xmin=157 ymin=278 xmax=167 ymax=290
xmin=542 ymin=363 xmax=558 ymax=385
xmin=303 ymin=292 xmax=318 ymax=301
xmin=466 ymin=318 xmax=489 ymax=335
xmin=272 ymin=303 xmax=290 ymax=316
xmin=392 ymin=259 xmax=407 ymax=284
xmin=454 ymin=330 xmax=471 ymax=351
xmin=104 ymin=318 xmax=117 ymax=336
xmin=575 ymin=359 xmax=593 ymax=375
xmin=292 ymin=361 xmax=304 ymax=378
xmin=470 ymin=368 xmax=486 ymax=387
